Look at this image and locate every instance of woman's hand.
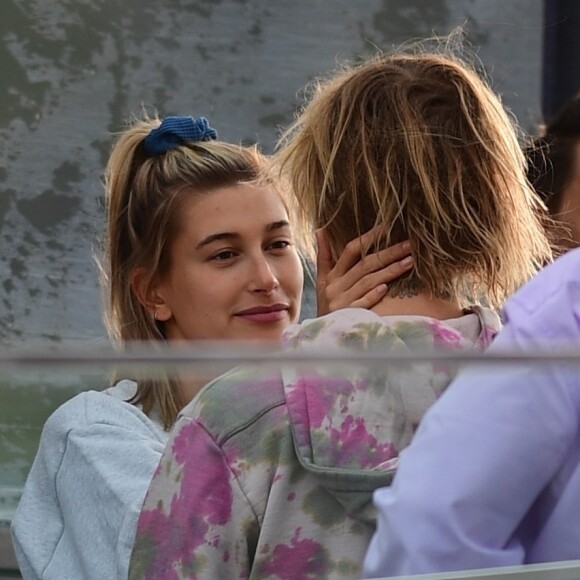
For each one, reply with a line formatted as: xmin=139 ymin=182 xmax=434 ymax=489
xmin=316 ymin=228 xmax=413 ymax=316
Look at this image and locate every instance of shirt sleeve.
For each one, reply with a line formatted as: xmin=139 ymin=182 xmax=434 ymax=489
xmin=11 ymin=394 xmax=166 ymax=580
xmin=364 ymin=320 xmax=579 ymax=577
xmin=129 ymin=416 xmax=258 ymax=580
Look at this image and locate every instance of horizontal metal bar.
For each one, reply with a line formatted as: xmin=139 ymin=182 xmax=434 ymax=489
xmin=0 ymin=342 xmax=579 ymax=370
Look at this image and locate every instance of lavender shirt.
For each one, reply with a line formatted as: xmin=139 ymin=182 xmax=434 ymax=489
xmin=364 ymin=248 xmax=580 ymax=577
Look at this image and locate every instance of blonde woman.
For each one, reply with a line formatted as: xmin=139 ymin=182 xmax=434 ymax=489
xmin=130 ymin=49 xmax=551 ymax=579
xmin=11 ymin=116 xmax=410 ymax=580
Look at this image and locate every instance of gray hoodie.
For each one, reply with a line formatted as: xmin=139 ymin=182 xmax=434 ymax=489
xmin=11 ymin=380 xmax=167 ymax=580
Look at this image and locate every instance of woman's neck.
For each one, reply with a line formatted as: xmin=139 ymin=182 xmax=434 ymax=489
xmin=179 ymin=375 xmax=213 ymax=406
xmin=371 ymin=291 xmax=464 ymax=320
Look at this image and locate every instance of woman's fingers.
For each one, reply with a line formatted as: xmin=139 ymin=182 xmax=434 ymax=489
xmin=326 ymin=255 xmax=413 ymax=312
xmin=351 ymin=256 xmax=414 ymax=296
xmin=331 ymin=241 xmax=412 ymax=294
xmin=316 ymin=227 xmax=413 ymax=315
xmin=348 ymin=284 xmax=389 ymax=310
xmin=364 ymin=241 xmax=412 ymax=274
xmin=331 ymin=226 xmax=410 ymax=273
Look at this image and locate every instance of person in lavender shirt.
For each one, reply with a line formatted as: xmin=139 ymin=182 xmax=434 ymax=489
xmin=364 ymin=247 xmax=580 ymax=577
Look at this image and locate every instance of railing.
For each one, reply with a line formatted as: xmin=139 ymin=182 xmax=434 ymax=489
xmin=391 ymin=560 xmax=580 ymax=579
xmin=1 ymin=344 xmax=579 ymax=579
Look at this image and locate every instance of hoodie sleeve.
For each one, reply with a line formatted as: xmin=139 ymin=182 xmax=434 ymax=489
xmin=130 ymin=416 xmax=259 ymax=580
xmin=364 ymin=252 xmax=580 ymax=577
xmin=11 ymin=393 xmax=167 ymax=580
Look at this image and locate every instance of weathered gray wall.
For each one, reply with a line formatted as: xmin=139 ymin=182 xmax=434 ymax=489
xmin=1 ymin=0 xmax=543 ymax=346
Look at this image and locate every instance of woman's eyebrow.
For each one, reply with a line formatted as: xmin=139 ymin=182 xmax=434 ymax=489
xmin=266 ymin=220 xmax=290 ymax=232
xmin=196 ymin=232 xmax=238 ymax=249
xmin=196 ymin=221 xmax=290 ymax=249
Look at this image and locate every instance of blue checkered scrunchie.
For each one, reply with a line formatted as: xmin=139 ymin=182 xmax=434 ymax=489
xmin=143 ymin=116 xmax=218 ymax=156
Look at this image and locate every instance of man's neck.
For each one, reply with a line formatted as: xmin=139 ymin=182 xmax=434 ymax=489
xmin=371 ymin=291 xmax=464 ymax=320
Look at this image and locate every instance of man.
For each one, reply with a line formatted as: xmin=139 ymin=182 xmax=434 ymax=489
xmin=364 ymin=248 xmax=580 ymax=577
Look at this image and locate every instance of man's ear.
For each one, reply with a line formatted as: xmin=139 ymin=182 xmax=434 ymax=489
xmin=130 ymin=267 xmax=173 ymax=322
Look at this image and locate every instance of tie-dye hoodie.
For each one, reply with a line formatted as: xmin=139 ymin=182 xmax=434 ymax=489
xmin=129 ymin=307 xmax=501 ymax=580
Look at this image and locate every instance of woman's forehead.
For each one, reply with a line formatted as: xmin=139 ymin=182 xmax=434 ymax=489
xmin=175 ymin=183 xmax=291 ymax=243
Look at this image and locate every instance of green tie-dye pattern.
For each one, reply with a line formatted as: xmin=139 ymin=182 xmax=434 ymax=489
xmin=302 ymin=486 xmax=346 ymax=528
xmin=130 ymin=307 xmax=501 ymax=579
xmin=284 ymin=318 xmax=328 ymax=348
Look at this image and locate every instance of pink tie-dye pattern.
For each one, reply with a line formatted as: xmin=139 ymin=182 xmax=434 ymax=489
xmin=259 ymin=528 xmax=329 ymax=579
xmin=429 ymin=321 xmax=464 ymax=348
xmin=135 ymin=419 xmax=234 ymax=579
xmin=131 ymin=309 xmax=501 ymax=579
xmin=286 ymin=374 xmax=356 ymax=429
xmin=478 ymin=326 xmax=498 ymax=347
xmin=329 ymin=415 xmax=397 ymax=469
xmin=285 ymin=376 xmax=334 ymax=429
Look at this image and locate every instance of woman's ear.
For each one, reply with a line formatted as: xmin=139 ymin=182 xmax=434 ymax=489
xmin=130 ymin=267 xmax=173 ymax=322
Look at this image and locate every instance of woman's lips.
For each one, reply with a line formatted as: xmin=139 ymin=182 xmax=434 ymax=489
xmin=235 ymin=304 xmax=289 ymax=323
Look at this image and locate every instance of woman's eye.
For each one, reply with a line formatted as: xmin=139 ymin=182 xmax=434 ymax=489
xmin=212 ymin=250 xmax=237 ymax=261
xmin=268 ymin=240 xmax=291 ymax=251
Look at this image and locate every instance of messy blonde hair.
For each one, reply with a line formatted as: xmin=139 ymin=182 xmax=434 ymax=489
xmin=102 ymin=115 xmax=273 ymax=428
xmin=276 ymin=49 xmax=553 ymax=308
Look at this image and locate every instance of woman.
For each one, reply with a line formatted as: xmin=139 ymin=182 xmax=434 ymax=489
xmin=11 ymin=115 xmax=412 ymax=580
xmin=129 ymin=49 xmax=553 ymax=579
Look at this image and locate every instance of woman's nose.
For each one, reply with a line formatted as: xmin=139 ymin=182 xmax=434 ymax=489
xmin=249 ymin=257 xmax=279 ymax=294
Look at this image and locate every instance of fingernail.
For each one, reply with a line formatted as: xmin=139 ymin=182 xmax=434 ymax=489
xmin=378 ymin=284 xmax=388 ymax=294
xmin=401 ymin=256 xmax=413 ymax=268
xmin=402 ymin=241 xmax=411 ymax=250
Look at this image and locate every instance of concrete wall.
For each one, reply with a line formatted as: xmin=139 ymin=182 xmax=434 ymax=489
xmin=0 ymin=0 xmax=544 ymax=345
